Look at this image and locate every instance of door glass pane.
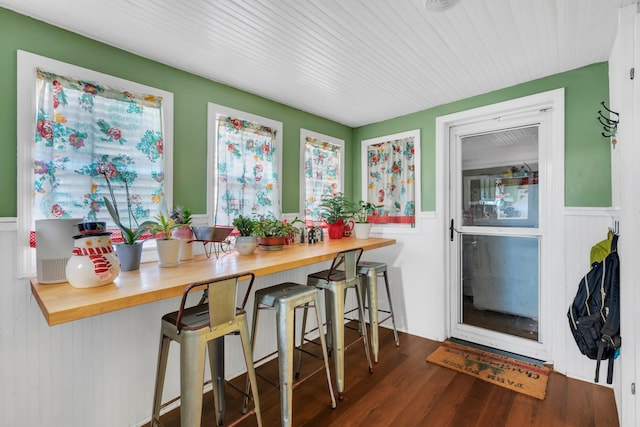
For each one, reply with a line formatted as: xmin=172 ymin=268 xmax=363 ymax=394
xmin=461 ymin=127 xmax=539 ymax=228
xmin=461 ymin=234 xmax=539 ymax=340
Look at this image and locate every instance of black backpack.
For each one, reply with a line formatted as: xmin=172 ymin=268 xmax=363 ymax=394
xmin=567 ymin=234 xmax=621 ymax=384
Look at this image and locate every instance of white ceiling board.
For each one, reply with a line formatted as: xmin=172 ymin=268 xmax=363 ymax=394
xmin=0 ymin=0 xmax=624 ymax=127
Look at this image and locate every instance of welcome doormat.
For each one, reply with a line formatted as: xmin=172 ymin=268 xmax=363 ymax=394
xmin=426 ymin=340 xmax=550 ymax=400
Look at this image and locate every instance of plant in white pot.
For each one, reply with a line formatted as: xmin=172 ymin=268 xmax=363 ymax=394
xmin=150 ymin=213 xmax=182 ymax=267
xmin=350 ymin=200 xmax=383 ymax=239
xmin=170 ymin=206 xmax=194 ymax=261
xmin=232 ymin=215 xmax=258 ymax=255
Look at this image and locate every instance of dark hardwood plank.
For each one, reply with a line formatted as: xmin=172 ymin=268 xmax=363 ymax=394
xmin=146 ymin=327 xmax=619 ymax=427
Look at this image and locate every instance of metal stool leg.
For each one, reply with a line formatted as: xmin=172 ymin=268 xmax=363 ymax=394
xmin=180 ymin=335 xmax=207 ymax=427
xmin=362 ymin=269 xmax=380 ymax=363
xmin=239 ymin=317 xmax=263 ymax=427
xmin=151 ymin=333 xmax=171 ymax=427
xmin=313 ymin=292 xmax=337 ymax=410
xmin=207 ymin=337 xmax=225 ymax=426
xmin=276 ymin=301 xmax=295 ymax=426
xmin=382 ymin=270 xmax=400 ymax=347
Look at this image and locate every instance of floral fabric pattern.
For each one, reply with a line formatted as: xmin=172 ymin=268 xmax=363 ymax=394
xmin=303 ymin=136 xmax=341 ymax=221
xmin=215 ymin=116 xmax=280 ymax=224
xmin=33 ymin=69 xmax=165 ymax=228
xmin=366 ymin=135 xmax=416 ymax=224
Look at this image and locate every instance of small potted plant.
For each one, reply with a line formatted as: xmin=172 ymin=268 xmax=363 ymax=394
xmin=171 ymin=206 xmax=194 ymax=260
xmin=150 ymin=213 xmax=182 ymax=267
xmin=253 ymin=215 xmax=302 ymax=250
xmin=319 ymin=192 xmax=351 ymax=239
xmin=98 ymin=162 xmax=156 ymax=271
xmin=232 ymin=215 xmax=258 ymax=255
xmin=349 ymin=200 xmax=383 ymax=239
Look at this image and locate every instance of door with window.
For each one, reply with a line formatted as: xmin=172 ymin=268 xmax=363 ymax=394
xmin=449 ymin=113 xmax=550 ymax=360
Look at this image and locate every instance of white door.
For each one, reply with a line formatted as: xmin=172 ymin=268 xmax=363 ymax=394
xmin=449 ymin=112 xmax=552 ymax=360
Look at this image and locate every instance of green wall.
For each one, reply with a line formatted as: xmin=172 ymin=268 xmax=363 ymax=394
xmin=0 ymin=7 xmax=610 ymax=218
xmin=354 ymin=62 xmax=612 ymax=210
xmin=0 ymin=8 xmax=352 ymax=217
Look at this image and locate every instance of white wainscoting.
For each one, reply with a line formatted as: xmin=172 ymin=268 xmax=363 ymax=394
xmin=561 ymin=208 xmax=621 ymax=386
xmin=0 ymin=209 xmax=619 ymax=426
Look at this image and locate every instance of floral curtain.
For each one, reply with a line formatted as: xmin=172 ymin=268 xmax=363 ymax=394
xmin=366 ymin=135 xmax=416 ymax=224
xmin=33 ymin=68 xmax=165 ymax=231
xmin=303 ymin=136 xmax=341 ymax=222
xmin=215 ymin=116 xmax=280 ymax=224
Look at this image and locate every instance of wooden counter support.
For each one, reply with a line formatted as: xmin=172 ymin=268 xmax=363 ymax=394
xmin=30 ymin=237 xmax=396 ymax=326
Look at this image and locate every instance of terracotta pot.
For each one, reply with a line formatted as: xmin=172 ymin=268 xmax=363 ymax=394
xmin=257 ymin=236 xmax=286 ymax=249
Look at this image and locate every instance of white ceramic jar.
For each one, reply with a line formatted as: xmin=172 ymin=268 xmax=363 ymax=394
xmin=66 ymin=232 xmax=120 ymax=288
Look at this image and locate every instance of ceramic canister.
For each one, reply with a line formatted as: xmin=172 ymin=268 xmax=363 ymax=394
xmin=65 ymin=232 xmax=120 ymax=288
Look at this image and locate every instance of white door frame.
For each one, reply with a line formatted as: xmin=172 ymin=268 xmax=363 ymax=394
xmin=435 ymin=89 xmax=565 ymax=364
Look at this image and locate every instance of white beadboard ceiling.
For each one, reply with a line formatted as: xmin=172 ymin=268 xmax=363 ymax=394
xmin=0 ymin=0 xmax=629 ymax=127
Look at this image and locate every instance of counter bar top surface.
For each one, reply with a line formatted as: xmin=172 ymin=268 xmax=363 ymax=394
xmin=30 ymin=237 xmax=396 ymax=326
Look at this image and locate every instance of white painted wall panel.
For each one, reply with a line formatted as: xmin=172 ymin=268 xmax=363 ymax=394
xmin=0 ymin=210 xmax=619 ymax=426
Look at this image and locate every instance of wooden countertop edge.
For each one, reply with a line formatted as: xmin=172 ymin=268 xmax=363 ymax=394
xmin=31 ymin=238 xmax=396 ymax=326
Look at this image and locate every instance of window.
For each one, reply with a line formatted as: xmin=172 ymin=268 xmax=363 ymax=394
xmin=300 ymin=129 xmax=344 ymax=223
xmin=207 ymin=103 xmax=282 ymax=225
xmin=361 ymin=129 xmax=420 ymax=227
xmin=17 ymin=51 xmax=174 ymax=277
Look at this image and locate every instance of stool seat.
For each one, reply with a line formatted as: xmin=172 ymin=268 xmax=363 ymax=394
xmin=358 ymin=261 xmax=400 ymax=363
xmin=244 ymin=282 xmax=335 ymax=427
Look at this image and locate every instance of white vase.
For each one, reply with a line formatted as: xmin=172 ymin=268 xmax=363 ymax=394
xmin=235 ymin=235 xmax=258 ymax=255
xmin=156 ymin=239 xmax=181 ymax=267
xmin=353 ymin=223 xmax=372 ymax=239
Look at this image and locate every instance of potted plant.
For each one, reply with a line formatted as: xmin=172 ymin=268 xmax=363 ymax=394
xmin=349 ymin=200 xmax=383 ymax=239
xmin=98 ymin=163 xmax=156 ymax=271
xmin=319 ymin=192 xmax=351 ymax=239
xmin=171 ymin=206 xmax=194 ymax=260
xmin=150 ymin=213 xmax=182 ymax=267
xmin=253 ymin=215 xmax=302 ymax=250
xmin=232 ymin=215 xmax=258 ymax=255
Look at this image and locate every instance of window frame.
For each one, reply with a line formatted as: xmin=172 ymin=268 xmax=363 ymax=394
xmin=206 ymin=102 xmax=283 ymax=224
xmin=299 ymin=129 xmax=345 ymax=222
xmin=17 ymin=50 xmax=174 ymax=278
xmin=360 ymin=129 xmax=421 ymax=234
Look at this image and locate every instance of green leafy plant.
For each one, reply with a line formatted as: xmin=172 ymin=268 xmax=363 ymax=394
xmin=253 ymin=215 xmax=302 ymax=238
xmin=319 ymin=192 xmax=351 ymax=224
xmin=350 ymin=200 xmax=384 ymax=223
xmin=232 ymin=215 xmax=257 ymax=236
xmin=98 ymin=162 xmax=155 ymax=245
xmin=150 ymin=213 xmax=181 ymax=240
xmin=170 ymin=206 xmax=193 ymax=226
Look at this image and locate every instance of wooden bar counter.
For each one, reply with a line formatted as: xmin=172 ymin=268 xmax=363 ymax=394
xmin=30 ymin=237 xmax=395 ymax=326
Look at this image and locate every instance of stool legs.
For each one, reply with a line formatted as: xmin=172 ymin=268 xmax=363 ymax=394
xmin=361 ymin=267 xmax=400 ymax=363
xmin=207 ymin=338 xmax=225 ymax=426
xmin=319 ymin=282 xmax=373 ymax=399
xmin=244 ymin=287 xmax=334 ymax=427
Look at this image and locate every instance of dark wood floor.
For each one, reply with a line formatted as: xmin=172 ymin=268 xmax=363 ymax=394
xmin=148 ymin=327 xmax=619 ymax=427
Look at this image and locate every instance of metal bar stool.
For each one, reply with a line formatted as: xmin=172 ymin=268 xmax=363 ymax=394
xmin=151 ymin=272 xmax=262 ymax=427
xmin=298 ymin=247 xmax=373 ymax=400
xmin=242 ymin=282 xmax=336 ymax=426
xmin=358 ymin=261 xmax=400 ymax=363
